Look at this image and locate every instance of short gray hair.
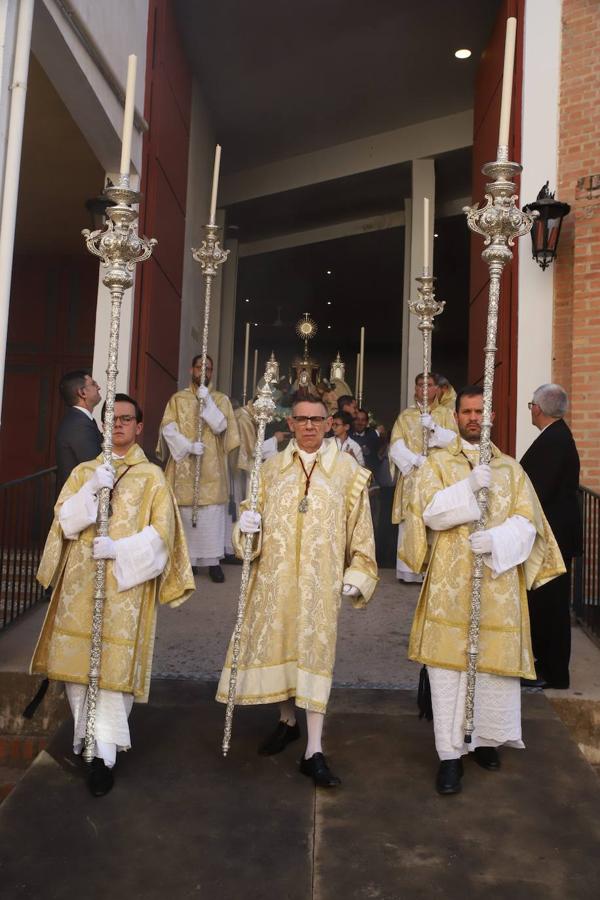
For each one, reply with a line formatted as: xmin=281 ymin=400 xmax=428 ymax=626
xmin=532 ymin=383 xmax=568 ymax=418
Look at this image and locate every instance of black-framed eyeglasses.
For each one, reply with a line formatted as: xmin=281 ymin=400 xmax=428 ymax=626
xmin=113 ymin=414 xmax=137 ymax=424
xmin=291 ymin=415 xmax=327 ymax=425
xmin=527 ymin=401 xmax=538 ymax=410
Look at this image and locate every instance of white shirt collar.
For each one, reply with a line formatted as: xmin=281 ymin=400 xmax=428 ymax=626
xmin=73 ymin=405 xmax=94 ymax=421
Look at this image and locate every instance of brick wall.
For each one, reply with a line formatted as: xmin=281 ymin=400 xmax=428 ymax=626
xmin=555 ymin=0 xmax=600 ymax=489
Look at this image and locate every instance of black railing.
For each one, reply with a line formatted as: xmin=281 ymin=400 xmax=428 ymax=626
xmin=572 ymin=485 xmax=600 ymax=646
xmin=0 ymin=467 xmax=56 ymax=631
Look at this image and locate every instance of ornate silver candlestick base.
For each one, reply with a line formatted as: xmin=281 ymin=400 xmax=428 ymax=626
xmin=81 ymin=176 xmax=157 ymax=763
xmin=190 ymin=224 xmax=229 ymax=526
xmin=462 ymin=146 xmax=536 ymax=743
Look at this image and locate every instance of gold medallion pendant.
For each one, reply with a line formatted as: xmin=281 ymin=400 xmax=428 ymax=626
xmin=298 ymin=496 xmax=309 ymax=513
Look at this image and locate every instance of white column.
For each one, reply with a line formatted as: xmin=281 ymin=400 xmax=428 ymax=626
xmin=400 ymin=159 xmax=435 ymax=408
xmin=0 ymin=0 xmax=34 ymax=427
xmin=515 ymin=0 xmax=561 ymax=459
xmin=218 ymin=235 xmax=239 ymax=395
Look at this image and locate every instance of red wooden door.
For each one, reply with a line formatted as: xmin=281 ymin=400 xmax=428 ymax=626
xmin=469 ymin=0 xmax=524 ymax=454
xmin=129 ymin=0 xmax=192 ymax=458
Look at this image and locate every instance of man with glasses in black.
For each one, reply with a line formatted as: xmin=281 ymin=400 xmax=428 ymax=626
xmin=521 ymin=384 xmax=582 ymax=689
xmin=217 ymin=392 xmax=378 ymax=787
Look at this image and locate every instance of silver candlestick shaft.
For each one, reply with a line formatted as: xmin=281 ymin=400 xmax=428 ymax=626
xmin=222 ymin=360 xmax=277 ymax=756
xmin=190 ymin=224 xmax=229 ymax=526
xmin=409 ymin=270 xmax=445 ymax=454
xmin=462 ymin=145 xmax=536 ymax=743
xmin=82 ymin=177 xmax=157 ymax=763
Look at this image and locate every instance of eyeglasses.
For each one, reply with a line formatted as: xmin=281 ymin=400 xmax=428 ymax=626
xmin=291 ymin=415 xmax=327 ymax=425
xmin=527 ymin=401 xmax=538 ymax=410
xmin=113 ymin=415 xmax=137 ymax=424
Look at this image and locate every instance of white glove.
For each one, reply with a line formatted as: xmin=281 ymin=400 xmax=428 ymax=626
xmin=469 ymin=530 xmax=493 ymax=555
xmin=93 ymin=536 xmax=117 ymax=559
xmin=190 ymin=441 xmax=204 ymax=456
xmin=239 ymin=510 xmax=261 ymax=534
xmin=414 ymin=454 xmax=427 ymax=468
xmin=196 ymin=384 xmax=210 ymax=401
xmin=342 ymin=584 xmax=360 ymax=598
xmin=420 ymin=413 xmax=434 ymax=431
xmin=86 ymin=463 xmax=115 ymax=494
xmin=468 ymin=464 xmax=491 ymax=492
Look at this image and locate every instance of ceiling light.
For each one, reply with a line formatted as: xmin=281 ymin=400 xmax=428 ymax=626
xmin=253 ymin=322 xmax=258 ymax=326
xmin=327 ymin=325 xmax=332 ymax=329
xmin=434 ymin=233 xmax=439 ymax=238
xmin=454 ymin=48 xmax=471 ymax=59
xmin=325 ymin=269 xmax=332 ymax=275
xmin=245 ymin=298 xmax=250 ymax=302
xmin=327 ymin=301 xmax=332 ymax=306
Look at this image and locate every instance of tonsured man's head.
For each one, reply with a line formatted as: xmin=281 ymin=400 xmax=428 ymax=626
xmin=101 ymin=394 xmax=143 ymax=454
xmin=454 ymin=386 xmax=494 ymax=444
xmin=287 ymin=395 xmax=332 ymax=453
xmin=191 ymin=354 xmax=214 ymax=387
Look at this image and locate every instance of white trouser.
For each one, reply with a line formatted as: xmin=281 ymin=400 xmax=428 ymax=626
xmin=66 ymin=683 xmax=134 ymax=768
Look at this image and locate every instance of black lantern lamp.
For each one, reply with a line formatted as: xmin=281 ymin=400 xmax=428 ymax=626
xmin=523 ymin=182 xmax=570 ymax=270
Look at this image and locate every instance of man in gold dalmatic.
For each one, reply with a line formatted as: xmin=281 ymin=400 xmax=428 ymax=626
xmin=31 ymin=394 xmax=195 ymax=796
xmin=217 ymin=393 xmax=378 ymax=787
xmin=400 ymin=386 xmax=565 ymax=795
xmin=157 ymin=354 xmax=240 ymax=583
xmin=390 ymin=372 xmax=457 ymax=583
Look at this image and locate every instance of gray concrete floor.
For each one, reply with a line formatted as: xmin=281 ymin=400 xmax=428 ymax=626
xmin=1 ymin=682 xmax=600 ymax=900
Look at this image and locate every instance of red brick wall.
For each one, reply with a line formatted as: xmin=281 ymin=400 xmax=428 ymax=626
xmin=555 ymin=0 xmax=600 ymax=489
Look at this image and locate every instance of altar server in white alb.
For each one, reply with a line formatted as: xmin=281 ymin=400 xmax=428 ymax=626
xmin=157 ymin=354 xmax=240 ymax=583
xmin=400 ymin=386 xmax=565 ymax=795
xmin=31 ymin=395 xmax=194 ymax=797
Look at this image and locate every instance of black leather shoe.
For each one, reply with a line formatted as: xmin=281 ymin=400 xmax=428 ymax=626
xmin=258 ymin=721 xmax=300 ymax=756
xmin=209 ymin=565 xmax=225 ymax=583
xmin=299 ymin=752 xmax=341 ymax=787
xmin=436 ymin=759 xmax=463 ymax=794
xmin=473 ymin=747 xmax=500 ymax=770
xmin=87 ymin=758 xmax=114 ymax=797
xmin=521 ymin=676 xmax=548 ymax=689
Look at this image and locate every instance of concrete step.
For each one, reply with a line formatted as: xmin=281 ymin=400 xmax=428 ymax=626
xmin=1 ymin=681 xmax=600 ymax=900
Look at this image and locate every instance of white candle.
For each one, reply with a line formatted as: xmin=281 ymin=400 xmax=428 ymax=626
xmin=355 ymin=353 xmax=360 ymax=396
xmin=252 ymin=348 xmax=258 ymax=396
xmin=242 ymin=322 xmax=250 ymax=401
xmin=209 ymin=144 xmax=222 ymax=225
xmin=358 ymin=327 xmax=365 ymax=399
xmin=119 ymin=55 xmax=137 ymax=177
xmin=423 ymin=196 xmax=430 ymax=272
xmin=498 ymin=17 xmax=517 ymax=148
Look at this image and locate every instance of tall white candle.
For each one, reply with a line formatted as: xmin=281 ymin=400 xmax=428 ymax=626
xmin=358 ymin=327 xmax=365 ymax=399
xmin=209 ymin=144 xmax=222 ymax=225
xmin=498 ymin=17 xmax=517 ymax=148
xmin=423 ymin=196 xmax=430 ymax=271
xmin=242 ymin=322 xmax=250 ymax=401
xmin=355 ymin=353 xmax=360 ymax=396
xmin=119 ymin=55 xmax=137 ymax=177
xmin=252 ymin=348 xmax=258 ymax=396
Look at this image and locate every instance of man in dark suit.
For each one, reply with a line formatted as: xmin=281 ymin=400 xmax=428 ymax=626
xmin=351 ymin=407 xmax=381 ymax=477
xmin=55 ymin=370 xmax=103 ymax=493
xmin=520 ymin=383 xmax=583 ymax=689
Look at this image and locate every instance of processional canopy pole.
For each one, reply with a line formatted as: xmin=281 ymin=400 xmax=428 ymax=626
xmin=408 ymin=197 xmax=445 ymax=456
xmin=222 ymin=359 xmax=277 ymax=756
xmin=462 ymin=17 xmax=536 ymax=743
xmin=81 ymin=54 xmax=157 ymax=764
xmin=190 ymin=145 xmax=229 ymax=526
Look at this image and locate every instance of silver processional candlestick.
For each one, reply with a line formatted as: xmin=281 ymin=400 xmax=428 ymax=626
xmin=82 ymin=176 xmax=157 ymax=763
xmin=409 ymin=270 xmax=445 ymax=455
xmin=462 ymin=145 xmax=536 ymax=743
xmin=190 ymin=224 xmax=229 ymax=527
xmin=222 ymin=359 xmax=277 ymax=757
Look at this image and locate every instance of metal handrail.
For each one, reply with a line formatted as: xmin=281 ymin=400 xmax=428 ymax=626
xmin=572 ymin=485 xmax=600 ymax=647
xmin=0 ymin=466 xmax=57 ymax=631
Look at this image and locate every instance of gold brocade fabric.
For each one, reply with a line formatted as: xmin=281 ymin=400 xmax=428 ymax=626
xmin=216 ymin=439 xmax=378 ymax=713
xmin=31 ymin=445 xmax=195 ymax=701
xmin=157 ymin=384 xmax=240 ymax=507
xmin=235 ymin=405 xmax=257 ymax=474
xmin=390 ymin=402 xmax=457 ymax=524
xmin=438 ymin=385 xmax=457 ymax=410
xmin=401 ymin=437 xmax=565 ymax=679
